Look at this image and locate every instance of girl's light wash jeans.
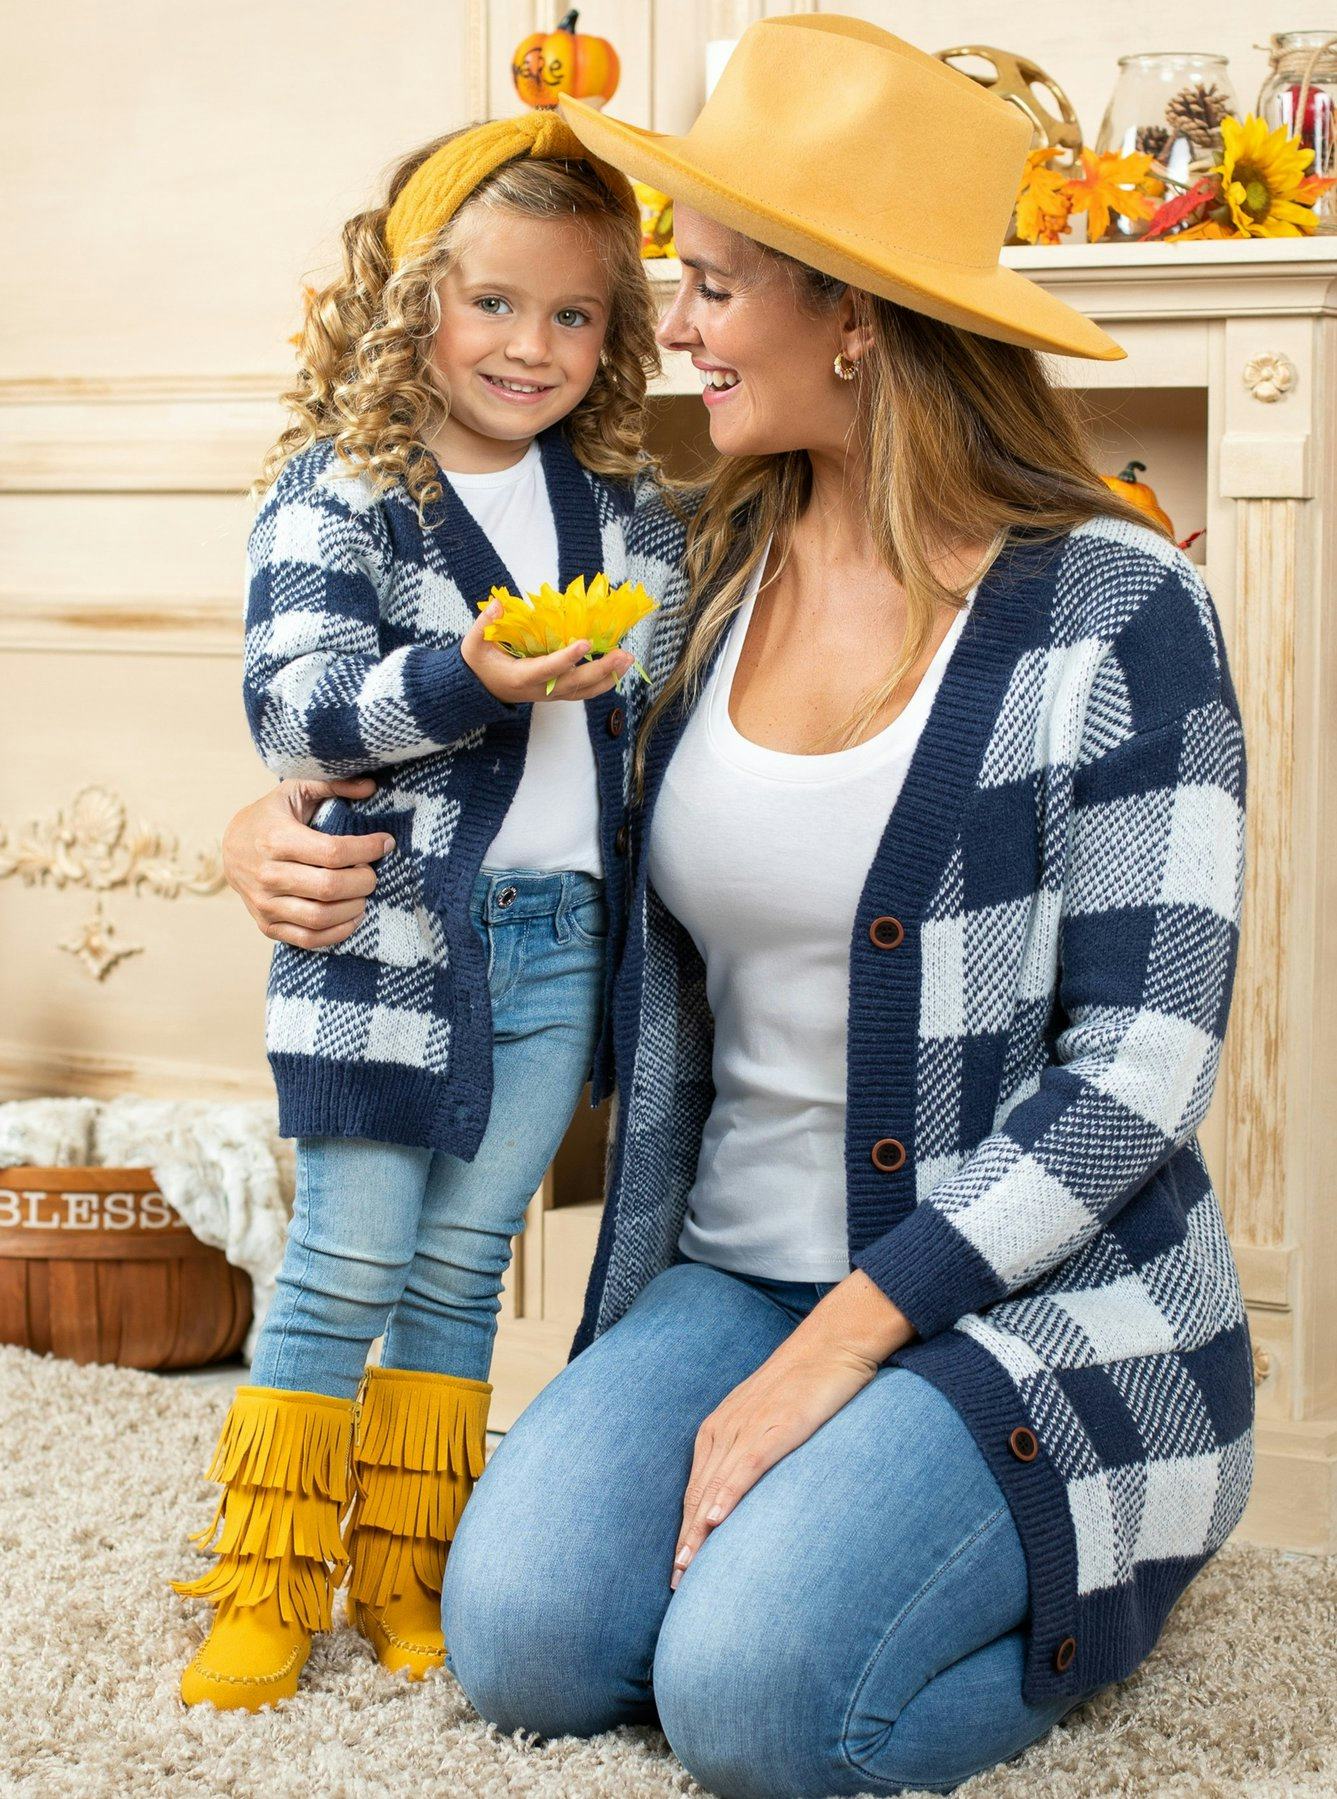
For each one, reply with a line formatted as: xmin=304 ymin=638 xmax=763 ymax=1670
xmin=441 ymin=1257 xmax=1083 ymax=1797
xmin=250 ymin=867 xmax=607 ymax=1398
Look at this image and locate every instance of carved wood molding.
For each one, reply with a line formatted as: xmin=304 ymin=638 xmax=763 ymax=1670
xmin=1243 ymin=352 xmax=1297 ymax=403
xmin=0 ymin=785 xmax=226 ymax=981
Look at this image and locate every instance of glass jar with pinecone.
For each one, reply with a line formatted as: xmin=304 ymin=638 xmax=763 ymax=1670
xmin=1097 ymin=52 xmax=1240 ymax=238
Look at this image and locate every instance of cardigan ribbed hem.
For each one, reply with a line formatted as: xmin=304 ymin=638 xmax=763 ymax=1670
xmin=894 ymin=1328 xmax=1085 ymax=1705
xmin=271 ymin=1054 xmax=489 ymax=1160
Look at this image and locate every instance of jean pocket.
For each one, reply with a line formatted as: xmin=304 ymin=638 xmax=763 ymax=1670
xmin=567 ymin=894 xmax=610 ymax=946
xmin=308 ymin=801 xmax=431 ymax=966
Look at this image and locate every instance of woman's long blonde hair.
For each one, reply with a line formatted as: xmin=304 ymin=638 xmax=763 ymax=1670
xmin=631 ymin=252 xmax=1165 ymax=801
xmin=255 ymin=125 xmax=663 ymax=506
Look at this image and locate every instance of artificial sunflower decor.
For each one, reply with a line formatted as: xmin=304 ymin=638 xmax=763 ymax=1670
xmin=479 ymin=572 xmax=656 ymax=694
xmin=1146 ymin=113 xmax=1336 ymax=240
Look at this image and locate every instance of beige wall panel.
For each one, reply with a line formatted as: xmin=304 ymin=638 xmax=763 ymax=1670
xmin=0 ymin=494 xmax=255 ymax=602
xmin=0 ymin=648 xmax=272 ymax=1095
xmin=5 ymin=2 xmax=486 ymax=380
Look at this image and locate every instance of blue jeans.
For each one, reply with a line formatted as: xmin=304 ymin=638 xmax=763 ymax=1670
xmin=441 ymin=1258 xmax=1079 ymax=1797
xmin=250 ymin=868 xmax=608 ymax=1398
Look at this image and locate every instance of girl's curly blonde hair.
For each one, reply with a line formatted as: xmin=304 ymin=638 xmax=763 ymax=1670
xmin=255 ymin=125 xmax=663 ymax=508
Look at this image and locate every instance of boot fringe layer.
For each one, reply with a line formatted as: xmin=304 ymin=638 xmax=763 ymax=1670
xmin=172 ymin=1386 xmax=354 ymax=1632
xmin=346 ymin=1368 xmax=491 ymax=1610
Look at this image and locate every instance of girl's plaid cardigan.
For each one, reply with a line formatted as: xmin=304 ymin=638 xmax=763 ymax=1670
xmin=241 ymin=426 xmax=664 ymax=1157
xmin=575 ymin=500 xmax=1254 ymax=1708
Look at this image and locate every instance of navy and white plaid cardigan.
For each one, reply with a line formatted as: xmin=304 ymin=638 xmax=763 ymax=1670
xmin=573 ymin=497 xmax=1254 ymax=1707
xmin=242 ymin=427 xmax=663 ymax=1157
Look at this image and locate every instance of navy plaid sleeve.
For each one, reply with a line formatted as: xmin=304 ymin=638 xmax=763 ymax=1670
xmin=854 ymin=590 xmax=1245 ymax=1339
xmin=242 ymin=474 xmax=515 ymax=779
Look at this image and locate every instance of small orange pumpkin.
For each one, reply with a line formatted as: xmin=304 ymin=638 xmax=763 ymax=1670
xmin=512 ymin=9 xmax=620 ymax=111
xmin=1101 ymin=460 xmax=1175 ymax=535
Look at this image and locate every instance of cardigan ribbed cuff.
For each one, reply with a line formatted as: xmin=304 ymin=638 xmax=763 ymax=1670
xmin=403 ymin=639 xmax=518 ymax=747
xmin=852 ymin=1200 xmax=1003 ymax=1341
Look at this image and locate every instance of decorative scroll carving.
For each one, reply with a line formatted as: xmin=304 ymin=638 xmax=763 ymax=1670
xmin=0 ymin=785 xmax=224 ymax=981
xmin=0 ymin=785 xmax=223 ymax=898
xmin=59 ymin=899 xmax=145 ymax=983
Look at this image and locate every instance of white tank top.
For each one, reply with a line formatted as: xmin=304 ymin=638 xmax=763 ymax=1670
xmin=645 ymin=538 xmax=972 ymax=1279
xmin=443 ymin=442 xmax=603 ymax=879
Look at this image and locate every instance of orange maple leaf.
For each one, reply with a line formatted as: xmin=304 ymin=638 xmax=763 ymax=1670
xmin=1015 ymin=146 xmax=1073 ymax=244
xmin=1065 ymin=149 xmax=1161 ymax=243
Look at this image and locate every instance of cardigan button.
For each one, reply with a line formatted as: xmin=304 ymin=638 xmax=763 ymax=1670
xmin=1054 ymin=1636 xmax=1077 ymax=1674
xmin=614 ymin=823 xmax=630 ymax=856
xmin=870 ymin=1137 xmax=906 ymax=1173
xmin=607 ymin=705 xmax=625 ymax=738
xmin=1009 ymin=1426 xmax=1039 ymax=1463
xmin=868 ymin=915 xmax=904 ymax=951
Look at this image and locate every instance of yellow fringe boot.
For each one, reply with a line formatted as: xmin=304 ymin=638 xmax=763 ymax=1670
xmin=344 ymin=1365 xmax=492 ymax=1680
xmin=172 ymin=1386 xmax=353 ymax=1711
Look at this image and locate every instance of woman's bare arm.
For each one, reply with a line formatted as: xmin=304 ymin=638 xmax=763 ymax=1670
xmin=222 ymin=776 xmax=392 ymax=950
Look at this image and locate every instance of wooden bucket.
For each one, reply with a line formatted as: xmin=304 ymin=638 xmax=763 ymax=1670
xmin=0 ymin=1166 xmax=252 ymax=1370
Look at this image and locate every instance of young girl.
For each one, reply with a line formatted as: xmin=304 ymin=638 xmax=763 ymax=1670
xmin=172 ymin=110 xmax=665 ymax=1711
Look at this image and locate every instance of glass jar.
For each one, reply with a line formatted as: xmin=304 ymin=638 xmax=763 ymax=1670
xmin=1097 ymin=53 xmax=1240 ymax=239
xmin=1258 ymin=31 xmax=1337 ymax=234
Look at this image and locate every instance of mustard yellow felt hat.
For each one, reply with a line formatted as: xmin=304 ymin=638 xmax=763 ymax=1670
xmin=558 ymin=14 xmax=1125 ymax=361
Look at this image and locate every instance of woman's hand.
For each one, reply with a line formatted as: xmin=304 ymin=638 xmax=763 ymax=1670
xmin=461 ymin=599 xmax=634 ymax=705
xmin=222 ymin=776 xmax=392 ymax=950
xmin=671 ymin=1270 xmax=913 ymax=1588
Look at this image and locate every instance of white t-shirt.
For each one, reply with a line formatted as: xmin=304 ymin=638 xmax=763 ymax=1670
xmin=443 ymin=441 xmax=603 ymax=878
xmin=645 ymin=538 xmax=973 ymax=1280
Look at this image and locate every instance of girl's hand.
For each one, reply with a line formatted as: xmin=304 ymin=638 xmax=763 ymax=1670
xmin=222 ymin=777 xmax=391 ymax=950
xmin=671 ymin=1272 xmax=913 ymax=1588
xmin=461 ymin=599 xmax=634 ymax=703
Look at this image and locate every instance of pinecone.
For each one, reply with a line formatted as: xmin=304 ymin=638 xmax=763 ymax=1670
xmin=1136 ymin=123 xmax=1173 ymax=160
xmin=1165 ymin=83 xmax=1232 ymax=154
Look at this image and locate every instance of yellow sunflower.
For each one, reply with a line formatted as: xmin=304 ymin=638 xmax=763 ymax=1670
xmin=480 ymin=572 xmax=656 ymax=693
xmin=1215 ymin=115 xmax=1321 ymax=237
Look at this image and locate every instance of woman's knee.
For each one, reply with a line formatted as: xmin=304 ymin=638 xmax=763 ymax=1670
xmin=441 ymin=1420 xmax=658 ymax=1739
xmin=652 ymin=1559 xmax=858 ymax=1799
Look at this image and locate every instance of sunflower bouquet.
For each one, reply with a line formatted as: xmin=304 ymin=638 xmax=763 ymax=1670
xmin=478 ymin=572 xmax=656 ymax=694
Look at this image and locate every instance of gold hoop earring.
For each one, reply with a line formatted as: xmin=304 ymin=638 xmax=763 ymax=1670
xmin=834 ymin=352 xmax=859 ymax=381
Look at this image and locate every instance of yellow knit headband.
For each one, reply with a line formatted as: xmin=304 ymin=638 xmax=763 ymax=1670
xmin=384 ymin=110 xmax=641 ymax=268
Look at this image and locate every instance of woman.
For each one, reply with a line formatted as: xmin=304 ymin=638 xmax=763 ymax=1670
xmin=222 ymin=17 xmax=1252 ymax=1794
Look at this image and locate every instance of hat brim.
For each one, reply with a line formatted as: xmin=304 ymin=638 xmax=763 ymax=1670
xmin=558 ymin=94 xmax=1126 ymax=363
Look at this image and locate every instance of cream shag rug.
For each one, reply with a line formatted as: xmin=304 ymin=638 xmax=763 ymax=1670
xmin=2 ymin=1346 xmax=1333 ymax=1799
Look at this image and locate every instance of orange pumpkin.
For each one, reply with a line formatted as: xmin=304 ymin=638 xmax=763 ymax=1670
xmin=512 ymin=9 xmax=620 ymax=111
xmin=1101 ymin=460 xmax=1175 ymax=535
